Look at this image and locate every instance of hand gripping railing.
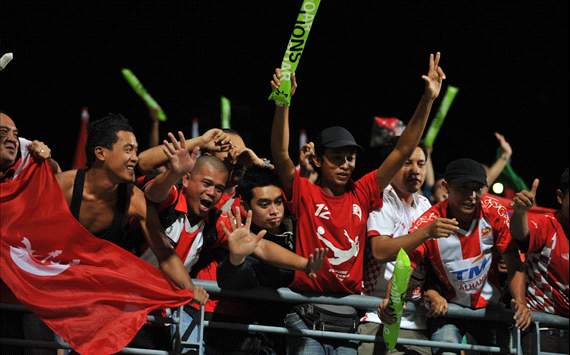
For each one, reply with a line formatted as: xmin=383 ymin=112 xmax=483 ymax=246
xmin=192 ymin=280 xmax=569 ymax=355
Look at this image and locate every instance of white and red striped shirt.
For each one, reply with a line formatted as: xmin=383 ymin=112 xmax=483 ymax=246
xmin=525 ymin=213 xmax=569 ymax=316
xmin=410 ymin=196 xmax=512 ymax=309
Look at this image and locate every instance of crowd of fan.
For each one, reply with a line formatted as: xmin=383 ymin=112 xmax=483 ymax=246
xmin=1 ymin=53 xmax=568 ymax=355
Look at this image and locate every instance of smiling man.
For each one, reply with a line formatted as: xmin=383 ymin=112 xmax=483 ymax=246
xmin=55 ymin=114 xmax=202 ymax=302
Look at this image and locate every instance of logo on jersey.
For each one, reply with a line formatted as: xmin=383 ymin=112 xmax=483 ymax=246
xmin=352 ymin=204 xmax=362 ymax=221
xmin=481 ymin=226 xmax=492 ymax=238
xmin=317 ymin=227 xmax=359 ymax=266
xmin=451 ymin=254 xmax=491 ymax=281
xmin=315 ymin=204 xmax=331 ymax=220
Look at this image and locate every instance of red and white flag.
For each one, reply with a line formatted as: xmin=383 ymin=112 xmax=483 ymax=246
xmin=0 ymin=161 xmax=193 ymax=354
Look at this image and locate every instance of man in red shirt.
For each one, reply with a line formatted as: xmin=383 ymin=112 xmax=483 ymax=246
xmin=405 ymin=158 xmax=531 ymax=354
xmin=511 ymin=168 xmax=569 ymax=353
xmin=271 ymin=52 xmax=446 ymax=354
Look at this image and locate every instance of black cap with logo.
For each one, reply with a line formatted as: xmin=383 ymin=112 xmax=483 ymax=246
xmin=444 ymin=158 xmax=487 ymax=186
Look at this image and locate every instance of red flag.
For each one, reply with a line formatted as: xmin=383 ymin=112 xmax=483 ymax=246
xmin=0 ymin=161 xmax=193 ymax=354
xmin=73 ymin=107 xmax=89 ymax=169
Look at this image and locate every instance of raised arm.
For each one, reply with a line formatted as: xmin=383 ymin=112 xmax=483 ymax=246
xmin=144 ymin=132 xmax=198 ymax=203
xmin=271 ymin=69 xmax=298 ymax=198
xmin=486 ymin=132 xmax=513 ymax=186
xmin=138 ymin=128 xmax=232 ymax=175
xmin=376 ymin=52 xmax=446 ymax=192
xmin=510 ymin=179 xmax=540 ymax=243
xmin=503 ymin=245 xmax=532 ymax=330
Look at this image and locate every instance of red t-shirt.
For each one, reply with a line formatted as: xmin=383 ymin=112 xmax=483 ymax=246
xmin=410 ymin=197 xmax=512 ymax=309
xmin=289 ymin=170 xmax=382 ymax=294
xmin=525 ymin=213 xmax=569 ymax=316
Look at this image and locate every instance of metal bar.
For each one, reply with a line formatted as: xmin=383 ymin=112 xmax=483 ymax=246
xmin=0 ymin=338 xmax=171 ymax=354
xmin=201 ymin=321 xmax=506 ymax=353
xmin=198 ymin=305 xmax=205 ymax=355
xmin=193 ymin=280 xmax=569 ymax=328
xmin=533 ymin=321 xmax=541 ymax=355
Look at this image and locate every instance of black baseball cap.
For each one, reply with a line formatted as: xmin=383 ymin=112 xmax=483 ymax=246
xmin=317 ymin=126 xmax=363 ymax=151
xmin=444 ymin=158 xmax=487 ymax=186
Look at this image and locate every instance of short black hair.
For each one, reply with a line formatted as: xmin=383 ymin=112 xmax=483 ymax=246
xmin=85 ymin=113 xmax=134 ymax=168
xmin=192 ymin=155 xmax=228 ymax=176
xmin=560 ymin=168 xmax=569 ymax=193
xmin=236 ymin=166 xmax=282 ymax=204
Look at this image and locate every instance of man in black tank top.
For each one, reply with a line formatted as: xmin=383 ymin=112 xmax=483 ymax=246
xmin=55 ymin=114 xmax=208 ymax=304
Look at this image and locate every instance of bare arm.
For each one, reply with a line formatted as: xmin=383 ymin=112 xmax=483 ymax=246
xmin=370 ymin=218 xmax=459 ymax=262
xmin=510 ymin=179 xmax=540 ymax=243
xmin=270 ymin=69 xmax=298 ymax=199
xmin=486 ymin=133 xmax=513 ymax=186
xmin=136 ymin=191 xmax=209 ymax=304
xmin=254 ymin=240 xmax=325 ymax=275
xmin=144 ymin=132 xmax=198 ymax=203
xmin=28 ymin=140 xmax=61 ymax=174
xmin=376 ymin=53 xmax=446 ymax=192
xmin=138 ymin=129 xmax=232 ymax=175
xmin=148 ymin=108 xmax=160 ymax=148
xmin=503 ymin=246 xmax=532 ymax=330
xmin=424 ymin=146 xmax=435 ymax=189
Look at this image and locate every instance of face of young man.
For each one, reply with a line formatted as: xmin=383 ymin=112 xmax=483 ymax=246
xmin=247 ymin=185 xmax=285 ymax=233
xmin=446 ymin=181 xmax=486 ymax=220
xmin=392 ymin=147 xmax=427 ymax=195
xmin=314 ymin=147 xmax=358 ymax=190
xmin=100 ymin=130 xmax=139 ymax=183
xmin=557 ymin=189 xmax=569 ymax=228
xmin=0 ymin=113 xmax=19 ymax=171
xmin=184 ymin=163 xmax=228 ymax=218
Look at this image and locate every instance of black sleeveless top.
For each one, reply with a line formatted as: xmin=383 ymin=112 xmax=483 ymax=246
xmin=70 ymin=170 xmax=133 ymax=251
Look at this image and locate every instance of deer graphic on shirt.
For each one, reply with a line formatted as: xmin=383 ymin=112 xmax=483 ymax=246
xmin=317 ymin=228 xmax=360 ymax=266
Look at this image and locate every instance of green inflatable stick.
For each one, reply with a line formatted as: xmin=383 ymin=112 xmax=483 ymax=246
xmin=121 ymin=68 xmax=167 ymax=122
xmin=423 ymin=85 xmax=459 ymax=148
xmin=268 ymin=0 xmax=322 ymax=107
xmin=497 ymin=149 xmax=529 ymax=191
xmin=221 ymin=96 xmax=231 ymax=129
xmin=383 ymin=249 xmax=412 ymax=351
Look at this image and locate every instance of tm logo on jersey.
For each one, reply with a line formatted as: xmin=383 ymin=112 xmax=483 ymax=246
xmin=315 ymin=204 xmax=331 ymax=220
xmin=451 ymin=254 xmax=491 ymax=281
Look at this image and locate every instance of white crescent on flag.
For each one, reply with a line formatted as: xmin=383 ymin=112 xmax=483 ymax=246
xmin=9 ymin=238 xmax=78 ymax=277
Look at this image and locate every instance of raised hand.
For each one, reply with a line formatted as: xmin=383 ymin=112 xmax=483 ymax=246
xmin=162 ymin=131 xmax=197 ymax=176
xmin=271 ymin=68 xmax=298 ymax=98
xmin=495 ymin=132 xmax=513 ymax=159
xmin=305 ymin=247 xmax=326 ymax=279
xmin=426 ymin=218 xmax=460 ymax=239
xmin=513 ymin=179 xmax=540 ymax=212
xmin=29 ymin=140 xmax=52 ymax=161
xmin=221 ymin=208 xmax=267 ymax=266
xmin=236 ymin=148 xmax=274 ymax=169
xmin=200 ymin=129 xmax=233 ymax=153
xmin=422 ymin=52 xmax=447 ymax=100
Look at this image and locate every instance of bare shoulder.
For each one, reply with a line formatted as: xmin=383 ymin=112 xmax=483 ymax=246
xmin=55 ymin=170 xmax=78 ymax=203
xmin=128 ymin=184 xmax=148 ymax=219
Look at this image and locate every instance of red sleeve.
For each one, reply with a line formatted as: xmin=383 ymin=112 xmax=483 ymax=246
xmin=526 ymin=214 xmax=549 ymax=254
xmin=407 ymin=209 xmax=438 ymax=269
xmin=354 ymin=171 xmax=383 ymax=214
xmin=214 ymin=213 xmax=231 ymax=248
xmin=157 ymin=185 xmax=179 ymax=212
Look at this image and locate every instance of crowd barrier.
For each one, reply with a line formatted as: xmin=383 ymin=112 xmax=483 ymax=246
xmin=2 ymin=279 xmax=568 ymax=354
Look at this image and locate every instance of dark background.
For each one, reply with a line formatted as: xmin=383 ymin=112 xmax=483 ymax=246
xmin=1 ymin=1 xmax=567 ymax=207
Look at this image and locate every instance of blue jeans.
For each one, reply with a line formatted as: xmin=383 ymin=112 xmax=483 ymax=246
xmin=284 ymin=312 xmax=358 ymax=355
xmin=429 ymin=318 xmax=504 ymax=355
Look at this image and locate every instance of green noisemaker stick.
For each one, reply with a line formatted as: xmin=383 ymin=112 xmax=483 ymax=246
xmin=268 ymin=0 xmax=322 ymax=106
xmin=423 ymin=85 xmax=459 ymax=148
xmin=121 ymin=68 xmax=167 ymax=122
xmin=383 ymin=249 xmax=412 ymax=351
xmin=221 ymin=96 xmax=231 ymax=129
xmin=497 ymin=149 xmax=529 ymax=191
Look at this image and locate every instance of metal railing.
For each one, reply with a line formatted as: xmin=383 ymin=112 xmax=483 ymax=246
xmin=2 ymin=280 xmax=568 ymax=354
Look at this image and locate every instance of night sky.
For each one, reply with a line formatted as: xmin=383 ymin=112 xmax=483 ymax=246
xmin=1 ymin=1 xmax=567 ymax=207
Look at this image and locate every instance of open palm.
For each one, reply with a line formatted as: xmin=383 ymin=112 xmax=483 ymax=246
xmin=222 ymin=208 xmax=267 ymax=264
